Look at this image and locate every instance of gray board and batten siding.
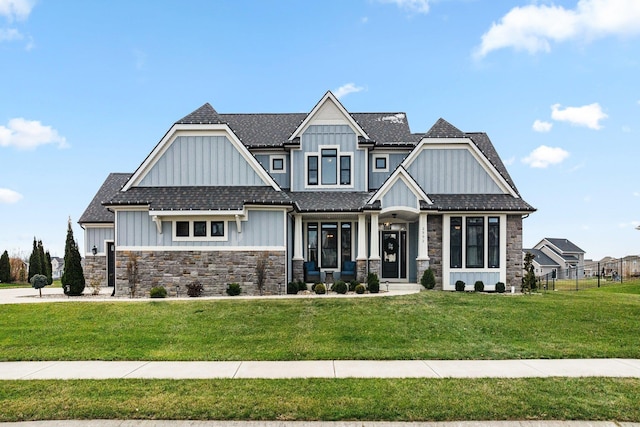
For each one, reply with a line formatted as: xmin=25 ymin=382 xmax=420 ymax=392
xmin=380 ymin=178 xmax=422 ymax=211
xmin=406 ymin=148 xmax=503 ymax=194
xmin=139 ymin=135 xmax=269 ymax=187
xmin=116 ymin=209 xmax=286 ymax=248
xmin=291 ymin=125 xmax=366 ymax=192
xmin=85 ymin=227 xmax=115 ymax=255
xmin=368 ymin=152 xmax=409 ymax=190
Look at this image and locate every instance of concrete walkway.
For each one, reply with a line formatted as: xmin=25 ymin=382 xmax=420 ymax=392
xmin=2 ymin=358 xmax=640 ymax=380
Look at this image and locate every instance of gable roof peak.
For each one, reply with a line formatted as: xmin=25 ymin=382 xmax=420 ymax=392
xmin=176 ymin=103 xmax=224 ymax=125
xmin=425 ymin=118 xmax=466 ymax=139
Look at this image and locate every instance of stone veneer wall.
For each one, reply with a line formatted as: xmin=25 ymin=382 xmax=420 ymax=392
xmin=84 ymin=256 xmax=107 ymax=287
xmin=115 ymin=250 xmax=286 ymax=297
xmin=426 ymin=215 xmax=443 ymax=290
xmin=506 ymin=215 xmax=523 ymax=292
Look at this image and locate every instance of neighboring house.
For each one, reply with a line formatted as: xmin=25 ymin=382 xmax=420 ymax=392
xmin=522 ymin=248 xmax=560 ymax=278
xmin=79 ymin=91 xmax=535 ymax=296
xmin=51 ymin=257 xmax=64 ymax=280
xmin=529 ymin=238 xmax=586 ymax=279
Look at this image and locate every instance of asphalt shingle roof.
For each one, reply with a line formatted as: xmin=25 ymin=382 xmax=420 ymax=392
xmin=78 ymin=173 xmax=131 ymax=223
xmin=106 ymin=186 xmax=293 ymax=211
xmin=544 ymin=238 xmax=586 ymax=254
xmin=423 ymin=194 xmax=535 ymax=212
xmin=524 ymin=249 xmax=560 ymax=267
xmin=286 ymin=191 xmax=376 ymax=213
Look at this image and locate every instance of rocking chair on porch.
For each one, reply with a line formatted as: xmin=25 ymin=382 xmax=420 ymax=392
xmin=303 ymin=261 xmax=320 ymax=283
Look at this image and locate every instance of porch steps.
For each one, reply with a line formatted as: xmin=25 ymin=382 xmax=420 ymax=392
xmin=383 ymin=282 xmax=422 ymax=292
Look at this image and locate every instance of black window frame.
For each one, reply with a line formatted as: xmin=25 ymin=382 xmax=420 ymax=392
xmin=321 ymin=149 xmax=337 ymax=185
xmin=272 ymin=157 xmax=284 ymax=171
xmin=375 ymin=157 xmax=387 ymax=170
xmin=211 ymin=221 xmax=225 ymax=237
xmin=307 ymin=155 xmax=318 ymax=185
xmin=466 ymin=217 xmax=484 ymax=268
xmin=450 ymin=217 xmax=462 ymax=268
xmin=176 ymin=221 xmax=190 ymax=237
xmin=488 ymin=217 xmax=500 ymax=268
xmin=339 ymin=155 xmax=351 ymax=185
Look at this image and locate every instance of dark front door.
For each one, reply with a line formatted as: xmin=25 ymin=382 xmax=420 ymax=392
xmin=107 ymin=242 xmax=115 ymax=287
xmin=382 ymin=231 xmax=399 ymax=278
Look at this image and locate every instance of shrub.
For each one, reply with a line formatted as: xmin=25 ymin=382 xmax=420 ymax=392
xmin=90 ymin=280 xmax=101 ymax=296
xmin=495 ymin=282 xmax=506 ymax=293
xmin=62 ymin=220 xmax=85 ymax=296
xmin=297 ymin=281 xmax=307 ymax=292
xmin=186 ymin=281 xmax=203 ymax=297
xmin=355 ymin=283 xmax=366 ymax=294
xmin=333 ymin=280 xmax=348 ymax=294
xmin=311 ymin=282 xmax=322 ymax=292
xmin=226 ymin=283 xmax=241 ymax=296
xmin=349 ymin=280 xmax=359 ymax=292
xmin=455 ymin=280 xmax=465 ymax=292
xmin=474 ymin=280 xmax=485 ymax=292
xmin=367 ymin=272 xmax=380 ymax=294
xmin=287 ymin=281 xmax=298 ymax=294
xmin=314 ymin=283 xmax=326 ymax=294
xmin=30 ymin=273 xmax=48 ymax=297
xmin=420 ymin=268 xmax=436 ymax=290
xmin=150 ymin=286 xmax=167 ymax=298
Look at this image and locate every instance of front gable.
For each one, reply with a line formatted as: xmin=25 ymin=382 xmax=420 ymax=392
xmin=369 ymin=167 xmax=431 ymax=213
xmin=402 ymin=138 xmax=515 ymax=196
xmin=123 ymin=122 xmax=279 ymax=191
xmin=288 ymin=91 xmax=369 ymax=141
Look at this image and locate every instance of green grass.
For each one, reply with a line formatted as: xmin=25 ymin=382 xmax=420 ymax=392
xmin=1 ymin=378 xmax=639 ymax=422
xmin=2 ymin=281 xmax=640 ymax=361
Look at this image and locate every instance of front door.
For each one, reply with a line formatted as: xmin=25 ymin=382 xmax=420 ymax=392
xmin=107 ymin=242 xmax=115 ymax=287
xmin=382 ymin=231 xmax=399 ymax=278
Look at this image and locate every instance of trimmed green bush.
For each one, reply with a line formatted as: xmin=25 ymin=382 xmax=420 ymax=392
xmin=349 ymin=280 xmax=359 ymax=292
xmin=367 ymin=272 xmax=380 ymax=294
xmin=226 ymin=283 xmax=241 ymax=296
xmin=421 ymin=268 xmax=436 ymax=289
xmin=333 ymin=280 xmax=348 ymax=294
xmin=287 ymin=281 xmax=298 ymax=294
xmin=297 ymin=281 xmax=307 ymax=292
xmin=355 ymin=283 xmax=366 ymax=294
xmin=186 ymin=281 xmax=203 ymax=297
xmin=474 ymin=280 xmax=485 ymax=292
xmin=30 ymin=273 xmax=48 ymax=297
xmin=314 ymin=283 xmax=326 ymax=294
xmin=455 ymin=280 xmax=465 ymax=292
xmin=150 ymin=286 xmax=167 ymax=298
xmin=495 ymin=282 xmax=506 ymax=293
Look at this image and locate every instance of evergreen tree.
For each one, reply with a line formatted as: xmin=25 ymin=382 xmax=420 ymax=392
xmin=0 ymin=250 xmax=11 ymax=283
xmin=61 ymin=218 xmax=85 ymax=295
xmin=37 ymin=240 xmax=47 ymax=281
xmin=28 ymin=238 xmax=42 ymax=283
xmin=45 ymin=251 xmax=53 ymax=285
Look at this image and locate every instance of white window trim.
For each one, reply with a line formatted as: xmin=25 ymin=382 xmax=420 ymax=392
xmin=304 ymin=145 xmax=354 ymax=189
xmin=172 ymin=218 xmax=229 ymax=242
xmin=270 ymin=154 xmax=287 ymax=174
xmin=373 ymin=154 xmax=389 ymax=172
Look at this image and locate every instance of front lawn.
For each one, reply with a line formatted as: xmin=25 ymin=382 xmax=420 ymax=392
xmin=2 ymin=281 xmax=639 ymax=361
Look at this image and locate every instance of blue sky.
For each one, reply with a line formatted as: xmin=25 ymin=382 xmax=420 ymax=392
xmin=1 ymin=0 xmax=639 ymax=261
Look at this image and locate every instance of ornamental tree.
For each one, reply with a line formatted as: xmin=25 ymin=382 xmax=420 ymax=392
xmin=30 ymin=273 xmax=49 ymax=297
xmin=61 ymin=218 xmax=85 ymax=296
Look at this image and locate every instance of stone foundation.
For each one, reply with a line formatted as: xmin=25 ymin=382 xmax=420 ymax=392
xmin=84 ymin=256 xmax=107 ymax=287
xmin=115 ymin=250 xmax=286 ymax=298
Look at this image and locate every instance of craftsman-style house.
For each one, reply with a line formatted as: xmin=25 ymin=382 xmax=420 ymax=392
xmin=79 ymin=92 xmax=534 ymax=296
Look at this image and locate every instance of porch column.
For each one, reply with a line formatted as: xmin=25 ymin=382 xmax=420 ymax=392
xmin=357 ymin=214 xmax=367 ymax=261
xmin=293 ymin=214 xmax=303 ymax=260
xmin=417 ymin=212 xmax=429 ymax=261
xmin=370 ymin=212 xmax=380 ymax=260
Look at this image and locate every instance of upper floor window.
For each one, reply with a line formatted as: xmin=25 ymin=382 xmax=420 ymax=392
xmin=306 ymin=146 xmax=353 ymax=188
xmin=270 ymin=155 xmax=286 ymax=174
xmin=373 ymin=155 xmax=388 ymax=172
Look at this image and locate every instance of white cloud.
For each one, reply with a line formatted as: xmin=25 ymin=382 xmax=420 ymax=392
xmin=503 ymin=156 xmax=515 ymax=166
xmin=532 ymin=120 xmax=553 ymax=132
xmin=334 ymin=83 xmax=365 ymax=99
xmin=476 ymin=0 xmax=640 ymax=58
xmin=0 ymin=27 xmax=21 ymax=41
xmin=0 ymin=188 xmax=23 ymax=204
xmin=0 ymin=118 xmax=69 ymax=150
xmin=522 ymin=145 xmax=570 ymax=168
xmin=378 ymin=0 xmax=430 ymax=14
xmin=551 ymin=103 xmax=608 ymax=130
xmin=0 ymin=0 xmax=34 ymax=21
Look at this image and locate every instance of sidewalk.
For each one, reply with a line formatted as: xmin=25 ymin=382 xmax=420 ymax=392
xmin=2 ymin=358 xmax=640 ymax=380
